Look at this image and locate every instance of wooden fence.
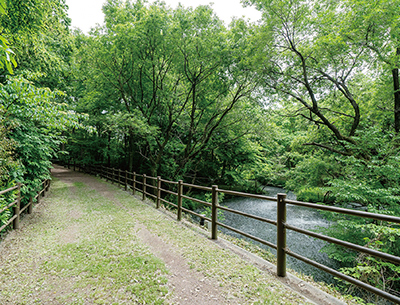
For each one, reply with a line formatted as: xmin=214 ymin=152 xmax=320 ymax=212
xmin=0 ymin=179 xmax=51 ymax=233
xmin=67 ymin=162 xmax=400 ymax=303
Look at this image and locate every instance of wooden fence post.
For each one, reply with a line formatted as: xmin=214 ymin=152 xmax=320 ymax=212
xmin=156 ymin=176 xmax=161 ymax=209
xmin=28 ymin=196 xmax=33 ymax=214
xmin=277 ymin=193 xmax=287 ymax=277
xmin=118 ymin=169 xmax=121 ymax=186
xmin=42 ymin=181 xmax=46 ymax=197
xmin=177 ymin=180 xmax=183 ymax=221
xmin=133 ymin=172 xmax=136 ymax=195
xmin=125 ymin=170 xmax=128 ymax=191
xmin=211 ymin=185 xmax=218 ymax=240
xmin=142 ymin=174 xmax=146 ymax=200
xmin=13 ymin=183 xmax=21 ymax=230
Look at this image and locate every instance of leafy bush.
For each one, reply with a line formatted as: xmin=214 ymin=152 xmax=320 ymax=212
xmin=0 ymin=75 xmax=85 ymax=228
xmin=296 ymin=187 xmax=336 ymax=204
xmin=320 ymin=207 xmax=400 ymax=303
xmin=329 ymin=179 xmax=400 ymax=207
xmin=285 ymin=156 xmax=338 ymax=192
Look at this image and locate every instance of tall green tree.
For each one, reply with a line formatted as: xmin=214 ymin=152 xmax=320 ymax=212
xmin=246 ymin=0 xmax=380 ymax=157
xmin=73 ymin=0 xmax=260 ymax=183
xmin=337 ymin=0 xmax=400 ymax=133
xmin=0 ymin=0 xmax=85 ymax=229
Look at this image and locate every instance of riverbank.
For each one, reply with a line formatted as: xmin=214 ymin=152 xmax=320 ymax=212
xmin=0 ymin=165 xmax=321 ymax=304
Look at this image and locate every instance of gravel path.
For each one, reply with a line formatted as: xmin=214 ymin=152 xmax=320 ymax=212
xmin=0 ymin=165 xmax=313 ymax=304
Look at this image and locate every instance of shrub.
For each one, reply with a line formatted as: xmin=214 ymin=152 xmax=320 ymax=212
xmin=296 ymin=187 xmax=336 ymax=204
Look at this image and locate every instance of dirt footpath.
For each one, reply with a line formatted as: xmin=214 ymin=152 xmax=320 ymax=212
xmin=0 ymin=165 xmax=327 ymax=304
xmin=51 ymin=166 xmax=223 ymax=304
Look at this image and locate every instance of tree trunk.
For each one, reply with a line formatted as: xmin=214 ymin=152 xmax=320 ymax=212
xmin=128 ymin=132 xmax=134 ymax=172
xmin=393 ymin=48 xmax=400 ymax=133
xmin=107 ymin=132 xmax=111 ymax=167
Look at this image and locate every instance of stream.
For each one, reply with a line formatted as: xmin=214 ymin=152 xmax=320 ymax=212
xmin=219 ymin=186 xmax=339 ymax=283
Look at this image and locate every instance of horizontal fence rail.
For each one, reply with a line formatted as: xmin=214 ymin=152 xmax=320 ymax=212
xmin=68 ymin=162 xmax=400 ymax=304
xmin=0 ymin=179 xmax=51 ymax=234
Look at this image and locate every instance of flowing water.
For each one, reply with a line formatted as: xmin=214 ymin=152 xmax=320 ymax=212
xmin=219 ymin=186 xmax=338 ymax=283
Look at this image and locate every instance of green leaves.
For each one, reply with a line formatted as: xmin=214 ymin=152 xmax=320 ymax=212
xmin=0 ymin=0 xmax=17 ymax=75
xmin=0 ymin=36 xmax=16 ymax=74
xmin=70 ymin=1 xmax=260 ymax=183
xmin=0 ymin=74 xmax=86 ymax=199
xmin=0 ymin=0 xmax=5 ymax=14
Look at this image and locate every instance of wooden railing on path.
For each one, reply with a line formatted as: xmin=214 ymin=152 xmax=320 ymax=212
xmin=67 ymin=162 xmax=400 ymax=303
xmin=0 ymin=179 xmax=51 ymax=234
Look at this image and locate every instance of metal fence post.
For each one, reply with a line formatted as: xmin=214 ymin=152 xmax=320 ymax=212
xmin=177 ymin=180 xmax=183 ymax=221
xmin=125 ymin=170 xmax=128 ymax=191
xmin=156 ymin=176 xmax=161 ymax=209
xmin=211 ymin=185 xmax=218 ymax=240
xmin=13 ymin=183 xmax=21 ymax=230
xmin=133 ymin=172 xmax=136 ymax=195
xmin=142 ymin=174 xmax=146 ymax=200
xmin=277 ymin=193 xmax=287 ymax=277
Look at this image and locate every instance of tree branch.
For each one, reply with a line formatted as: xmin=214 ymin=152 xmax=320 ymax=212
xmin=303 ymin=142 xmax=352 ymax=156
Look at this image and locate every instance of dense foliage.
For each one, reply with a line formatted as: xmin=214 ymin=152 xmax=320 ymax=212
xmin=1 ymin=0 xmax=399 ymax=302
xmin=68 ymin=0 xmax=266 ymax=188
xmin=0 ymin=0 xmax=84 ymax=230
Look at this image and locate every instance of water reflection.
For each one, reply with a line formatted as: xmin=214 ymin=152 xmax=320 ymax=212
xmin=220 ymin=186 xmax=338 ymax=283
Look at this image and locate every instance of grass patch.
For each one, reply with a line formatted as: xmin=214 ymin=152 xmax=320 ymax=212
xmin=0 ymin=178 xmax=168 ymax=305
xmin=113 ymin=189 xmax=312 ymax=304
xmin=0 ymin=172 xmax=339 ymax=304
